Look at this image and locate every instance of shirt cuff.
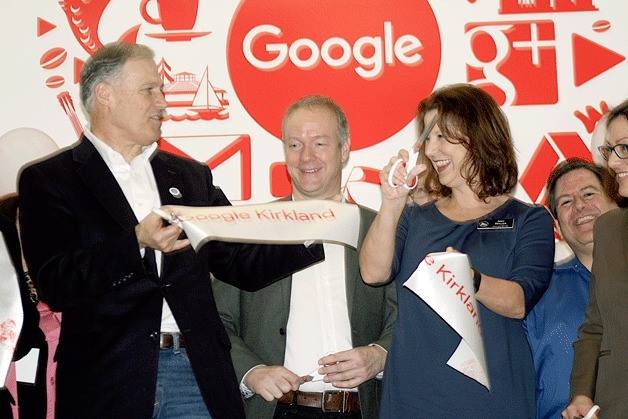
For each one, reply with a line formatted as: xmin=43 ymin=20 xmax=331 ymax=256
xmin=240 ymin=364 xmax=265 ymax=399
xmin=368 ymin=343 xmax=387 ymax=380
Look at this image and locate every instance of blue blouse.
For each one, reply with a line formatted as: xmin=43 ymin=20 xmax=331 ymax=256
xmin=380 ymin=199 xmax=554 ymax=419
xmin=524 ymin=257 xmax=591 ymax=419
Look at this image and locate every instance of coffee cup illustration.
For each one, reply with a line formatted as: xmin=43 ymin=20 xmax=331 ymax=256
xmin=140 ymin=0 xmax=199 ymax=31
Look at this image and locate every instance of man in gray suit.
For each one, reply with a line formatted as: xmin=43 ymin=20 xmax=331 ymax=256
xmin=213 ymin=96 xmax=396 ymax=419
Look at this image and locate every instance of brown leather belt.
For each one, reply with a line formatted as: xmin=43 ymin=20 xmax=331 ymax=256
xmin=278 ymin=390 xmax=360 ymax=413
xmin=159 ymin=333 xmax=186 ymax=349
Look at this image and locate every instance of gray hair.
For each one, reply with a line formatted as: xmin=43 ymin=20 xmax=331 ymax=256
xmin=281 ymin=95 xmax=350 ymax=148
xmin=80 ymin=41 xmax=154 ymax=117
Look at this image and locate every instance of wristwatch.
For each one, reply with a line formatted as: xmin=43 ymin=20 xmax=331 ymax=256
xmin=472 ymin=267 xmax=482 ymax=293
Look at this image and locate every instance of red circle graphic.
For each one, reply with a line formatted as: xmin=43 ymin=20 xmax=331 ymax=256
xmin=227 ymin=0 xmax=441 ymax=150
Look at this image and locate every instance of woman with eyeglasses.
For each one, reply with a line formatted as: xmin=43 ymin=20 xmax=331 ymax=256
xmin=359 ymin=84 xmax=555 ymax=418
xmin=563 ymin=99 xmax=628 ymax=419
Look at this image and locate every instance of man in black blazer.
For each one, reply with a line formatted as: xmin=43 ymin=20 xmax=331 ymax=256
xmin=18 ymin=42 xmax=323 ymax=419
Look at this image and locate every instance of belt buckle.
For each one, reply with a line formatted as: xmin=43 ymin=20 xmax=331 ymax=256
xmin=321 ymin=390 xmax=345 ymax=414
xmin=159 ymin=333 xmax=181 ymax=350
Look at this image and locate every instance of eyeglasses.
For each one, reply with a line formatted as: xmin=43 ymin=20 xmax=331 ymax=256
xmin=598 ymin=144 xmax=628 ymax=161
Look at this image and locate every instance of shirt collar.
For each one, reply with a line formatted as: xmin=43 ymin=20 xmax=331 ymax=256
xmin=555 ymin=255 xmax=588 ymax=273
xmin=84 ymin=127 xmax=157 ymax=171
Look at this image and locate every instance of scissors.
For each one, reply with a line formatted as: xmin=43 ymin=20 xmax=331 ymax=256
xmin=387 ymin=116 xmax=437 ymax=190
xmin=152 ymin=208 xmax=182 ymax=228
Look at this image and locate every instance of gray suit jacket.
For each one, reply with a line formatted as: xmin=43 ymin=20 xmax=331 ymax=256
xmin=571 ymin=207 xmax=628 ymax=418
xmin=213 ymin=205 xmax=397 ymax=419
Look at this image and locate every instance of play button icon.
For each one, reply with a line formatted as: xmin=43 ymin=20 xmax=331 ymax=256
xmin=572 ymin=33 xmax=625 ymax=87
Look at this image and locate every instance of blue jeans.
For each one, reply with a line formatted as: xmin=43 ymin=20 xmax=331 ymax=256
xmin=153 ymin=348 xmax=212 ymax=419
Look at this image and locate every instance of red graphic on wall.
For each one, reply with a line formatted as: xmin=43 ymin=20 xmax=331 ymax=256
xmin=160 ymin=135 xmax=252 ymax=200
xmin=499 ymin=0 xmax=597 ymax=14
xmin=40 ymin=47 xmax=67 ymax=70
xmin=227 ymin=0 xmax=441 ymax=150
xmin=572 ymin=34 xmax=625 ymax=87
xmin=37 ymin=17 xmax=56 ymax=37
xmin=59 ymin=0 xmax=140 ymax=55
xmin=520 ymin=132 xmax=592 ymax=202
xmin=74 ymin=58 xmax=85 ymax=84
xmin=466 ymin=20 xmax=557 ymax=106
xmin=159 ymin=61 xmax=230 ymax=122
xmin=45 ymin=76 xmax=65 ymax=89
xmin=38 ymin=43 xmax=83 ymax=136
xmin=269 ymin=163 xmax=292 ymax=197
xmin=574 ymin=101 xmax=608 ymax=134
xmin=39 ymin=46 xmax=68 ymax=91
xmin=58 ymin=92 xmax=84 ymax=138
xmin=592 ymin=20 xmax=610 ymax=33
xmin=140 ymin=0 xmax=210 ymax=42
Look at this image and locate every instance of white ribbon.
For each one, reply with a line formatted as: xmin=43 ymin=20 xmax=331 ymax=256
xmin=154 ymin=200 xmax=361 ymax=251
xmin=403 ymin=252 xmax=490 ymax=390
xmin=0 ymin=234 xmax=23 ymax=388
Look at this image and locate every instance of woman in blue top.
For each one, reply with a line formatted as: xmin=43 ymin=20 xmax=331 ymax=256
xmin=359 ymin=84 xmax=554 ymax=418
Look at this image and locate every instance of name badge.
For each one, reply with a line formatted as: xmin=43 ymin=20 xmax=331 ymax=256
xmin=477 ymin=218 xmax=514 ymax=230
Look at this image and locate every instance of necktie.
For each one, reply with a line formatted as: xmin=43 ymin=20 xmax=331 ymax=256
xmin=143 ymin=247 xmax=158 ymax=278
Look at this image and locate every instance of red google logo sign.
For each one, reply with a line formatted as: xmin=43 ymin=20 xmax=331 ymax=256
xmin=227 ymin=0 xmax=441 ymax=150
xmin=243 ymin=22 xmax=424 ymax=80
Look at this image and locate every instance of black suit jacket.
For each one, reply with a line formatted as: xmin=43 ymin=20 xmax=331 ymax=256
xmin=18 ymin=138 xmax=323 ymax=419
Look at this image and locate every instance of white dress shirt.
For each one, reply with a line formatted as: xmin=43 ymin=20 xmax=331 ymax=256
xmin=283 ymin=242 xmax=355 ymax=392
xmin=84 ymin=130 xmax=179 ymax=333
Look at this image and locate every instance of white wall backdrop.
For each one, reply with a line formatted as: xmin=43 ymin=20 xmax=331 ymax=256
xmin=1 ymin=0 xmax=627 ymax=211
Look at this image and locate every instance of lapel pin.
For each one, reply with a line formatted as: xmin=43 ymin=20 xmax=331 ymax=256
xmin=169 ymin=187 xmax=182 ymax=199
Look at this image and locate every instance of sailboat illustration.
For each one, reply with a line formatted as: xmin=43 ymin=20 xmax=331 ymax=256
xmin=188 ymin=66 xmax=229 ymax=120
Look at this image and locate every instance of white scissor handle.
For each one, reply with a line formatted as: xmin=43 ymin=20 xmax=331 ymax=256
xmin=583 ymin=405 xmax=600 ymax=419
xmin=387 ymin=117 xmax=437 ymax=190
xmin=387 ymin=148 xmax=420 ymax=190
xmin=151 ymin=208 xmax=182 ymax=228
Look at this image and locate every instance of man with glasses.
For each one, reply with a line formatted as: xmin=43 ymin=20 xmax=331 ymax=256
xmin=524 ymin=158 xmax=621 ymax=419
xmin=598 ymin=141 xmax=628 ymax=166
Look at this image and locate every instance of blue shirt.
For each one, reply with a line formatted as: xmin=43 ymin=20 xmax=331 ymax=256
xmin=380 ymin=199 xmax=554 ymax=419
xmin=524 ymin=257 xmax=590 ymax=419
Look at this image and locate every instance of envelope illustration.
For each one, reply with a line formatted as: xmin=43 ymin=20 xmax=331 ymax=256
xmin=160 ymin=134 xmax=251 ymax=200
